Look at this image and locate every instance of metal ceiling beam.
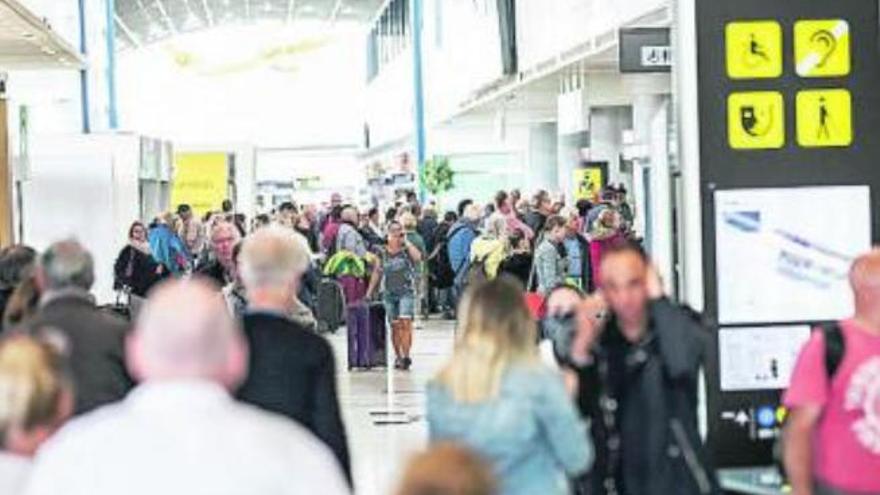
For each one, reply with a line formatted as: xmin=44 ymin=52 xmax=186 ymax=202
xmin=200 ymin=0 xmax=214 ymax=25
xmin=245 ymin=0 xmax=251 ymax=19
xmin=285 ymin=0 xmax=296 ymax=23
xmin=152 ymin=0 xmax=178 ymax=33
xmin=134 ymin=0 xmax=162 ymax=32
xmin=329 ymin=0 xmax=344 ymax=23
xmin=114 ymin=12 xmax=143 ymax=48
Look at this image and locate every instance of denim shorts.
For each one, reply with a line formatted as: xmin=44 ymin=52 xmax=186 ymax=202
xmin=385 ymin=293 xmax=415 ymax=321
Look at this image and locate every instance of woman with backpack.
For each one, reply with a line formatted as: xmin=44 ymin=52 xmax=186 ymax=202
xmin=367 ymin=221 xmax=423 ymax=370
xmin=467 ymin=214 xmax=509 ymax=284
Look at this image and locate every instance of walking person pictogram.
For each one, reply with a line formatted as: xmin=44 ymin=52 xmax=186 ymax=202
xmin=818 ymin=97 xmax=832 ymax=140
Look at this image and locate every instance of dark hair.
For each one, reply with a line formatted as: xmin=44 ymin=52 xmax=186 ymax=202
xmin=494 ymin=190 xmax=508 ymax=208
xmin=330 ymin=205 xmax=344 ymax=221
xmin=128 ymin=221 xmax=146 ymax=238
xmin=443 ymin=211 xmax=458 ymax=223
xmin=457 ymin=199 xmax=473 ymax=218
xmin=411 ymin=204 xmax=422 ymax=218
xmin=222 ymin=199 xmax=234 ymax=213
xmin=176 ymin=204 xmax=191 ymax=215
xmin=602 ymin=239 xmax=649 ymax=263
xmin=368 ymin=207 xmax=380 ymax=218
xmin=278 ymin=201 xmax=297 ymax=213
xmin=0 ymin=245 xmax=37 ymax=291
xmin=575 ymin=199 xmax=593 ymax=218
xmin=532 ymin=190 xmax=550 ymax=206
xmin=255 ymin=214 xmax=270 ymax=225
xmin=508 ymin=229 xmax=525 ymax=248
xmin=385 ymin=207 xmax=398 ymax=223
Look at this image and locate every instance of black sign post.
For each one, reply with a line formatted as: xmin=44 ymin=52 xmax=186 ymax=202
xmin=677 ymin=0 xmax=880 ymax=468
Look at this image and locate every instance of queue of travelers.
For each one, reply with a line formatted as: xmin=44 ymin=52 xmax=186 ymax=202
xmin=0 ymin=185 xmax=875 ymax=495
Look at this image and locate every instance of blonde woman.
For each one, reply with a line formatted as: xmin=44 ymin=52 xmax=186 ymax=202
xmin=427 ymin=277 xmax=593 ymax=495
xmin=0 ymin=335 xmax=73 ymax=494
xmin=468 ymin=214 xmax=509 ymax=282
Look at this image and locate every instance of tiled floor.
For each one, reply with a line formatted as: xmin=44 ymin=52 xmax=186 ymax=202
xmin=328 ymin=318 xmax=456 ymax=495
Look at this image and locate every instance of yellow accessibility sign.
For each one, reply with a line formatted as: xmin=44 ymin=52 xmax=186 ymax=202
xmin=726 ymin=21 xmax=783 ymax=79
xmin=795 ymin=19 xmax=851 ymax=78
xmin=728 ymin=91 xmax=785 ymax=150
xmin=796 ymin=89 xmax=852 ymax=148
xmin=573 ymin=168 xmax=604 ymax=201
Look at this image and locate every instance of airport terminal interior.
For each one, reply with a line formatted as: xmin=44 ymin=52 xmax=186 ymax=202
xmin=0 ymin=1 xmax=878 ymax=495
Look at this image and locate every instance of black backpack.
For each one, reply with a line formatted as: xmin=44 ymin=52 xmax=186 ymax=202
xmin=428 ymin=226 xmax=459 ymax=289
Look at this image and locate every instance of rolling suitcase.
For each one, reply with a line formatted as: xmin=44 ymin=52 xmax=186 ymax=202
xmin=316 ymin=277 xmax=345 ymax=334
xmin=368 ymin=302 xmax=388 ymax=367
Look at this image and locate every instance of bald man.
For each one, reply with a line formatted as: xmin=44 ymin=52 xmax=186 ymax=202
xmin=24 ymin=280 xmax=349 ymax=495
xmin=568 ymin=241 xmax=716 ymax=495
xmin=784 ymin=250 xmax=880 ymax=495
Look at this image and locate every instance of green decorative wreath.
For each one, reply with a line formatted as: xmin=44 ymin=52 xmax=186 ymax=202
xmin=422 ymin=156 xmax=455 ymax=195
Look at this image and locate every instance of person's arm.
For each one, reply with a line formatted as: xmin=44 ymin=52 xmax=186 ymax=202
xmin=310 ymin=344 xmax=352 ymax=486
xmin=534 ymin=371 xmax=594 ymax=476
xmin=784 ymin=406 xmax=822 ymax=495
xmin=366 ymin=254 xmax=383 ymax=300
xmin=404 ymin=240 xmax=422 ymax=263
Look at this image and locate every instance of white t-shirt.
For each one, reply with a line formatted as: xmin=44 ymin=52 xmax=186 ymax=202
xmin=23 ymin=381 xmax=350 ymax=495
xmin=0 ymin=452 xmax=31 ymax=495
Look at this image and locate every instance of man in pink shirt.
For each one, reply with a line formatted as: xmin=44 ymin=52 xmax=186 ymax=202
xmin=494 ymin=190 xmax=534 ymax=241
xmin=784 ymin=249 xmax=880 ymax=495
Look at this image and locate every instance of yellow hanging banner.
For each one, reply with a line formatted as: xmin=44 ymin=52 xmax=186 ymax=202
xmin=170 ymin=152 xmax=229 ymax=216
xmin=573 ymin=168 xmax=604 ymax=201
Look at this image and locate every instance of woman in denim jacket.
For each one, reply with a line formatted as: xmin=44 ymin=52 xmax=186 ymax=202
xmin=427 ymin=277 xmax=593 ymax=495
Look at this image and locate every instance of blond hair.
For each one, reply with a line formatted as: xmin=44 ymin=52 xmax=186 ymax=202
xmin=0 ymin=335 xmax=68 ymax=442
xmin=437 ymin=278 xmax=537 ymax=403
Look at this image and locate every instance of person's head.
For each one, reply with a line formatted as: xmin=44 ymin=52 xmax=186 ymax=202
xmin=177 ymin=204 xmax=192 ymax=221
xmin=128 ymin=221 xmax=148 ymax=244
xmin=438 ymin=277 xmax=537 ymax=403
xmin=368 ymin=207 xmax=380 ymax=224
xmin=599 ymin=242 xmax=651 ymax=335
xmin=127 ymin=279 xmax=247 ymax=388
xmin=463 ymin=204 xmax=481 ymax=224
xmin=541 ymin=285 xmax=585 ymax=359
xmin=395 ymin=443 xmax=497 ymax=495
xmin=400 ymin=212 xmax=418 ymax=232
xmin=330 ymin=193 xmax=343 ymax=208
xmin=532 ymin=190 xmax=552 ymax=214
xmin=239 ymin=226 xmax=310 ymax=308
xmin=508 ymin=230 xmax=528 ymax=252
xmin=36 ymin=240 xmax=94 ymax=294
xmin=559 ymin=207 xmax=581 ymax=234
xmin=849 ymin=249 xmax=880 ymax=322
xmin=494 ymin=191 xmax=510 ymax=214
xmin=211 ymin=221 xmax=241 ymax=270
xmin=221 ymin=199 xmax=234 ymax=214
xmin=255 ymin=214 xmax=271 ymax=229
xmin=341 ymin=206 xmax=359 ymax=224
xmin=3 ymin=278 xmax=41 ymax=329
xmin=510 ymin=189 xmax=521 ymax=205
xmin=405 ymin=190 xmax=418 ymax=205
xmin=457 ymin=199 xmax=474 ymax=218
xmin=543 ymin=216 xmax=567 ymax=243
xmin=0 ymin=245 xmax=37 ymax=292
xmin=443 ymin=211 xmax=458 ymax=224
xmin=484 ymin=214 xmax=507 ymax=239
xmin=575 ymin=199 xmax=593 ymax=218
xmin=278 ymin=201 xmax=297 ymax=216
xmin=385 ymin=207 xmax=398 ymax=224
xmin=0 ymin=335 xmax=73 ymax=457
xmin=387 ymin=220 xmax=405 ymax=248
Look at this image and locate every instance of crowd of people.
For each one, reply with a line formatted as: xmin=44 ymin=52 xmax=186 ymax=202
xmin=0 ymin=183 xmax=875 ymax=495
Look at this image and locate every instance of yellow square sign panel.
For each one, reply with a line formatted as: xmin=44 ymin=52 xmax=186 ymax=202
xmin=728 ymin=91 xmax=785 ymax=150
xmin=726 ymin=21 xmax=783 ymax=79
xmin=796 ymin=89 xmax=852 ymax=147
xmin=795 ymin=19 xmax=851 ymax=78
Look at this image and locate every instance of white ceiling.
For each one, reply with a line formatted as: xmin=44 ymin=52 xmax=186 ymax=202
xmin=114 ymin=0 xmax=385 ymax=50
xmin=0 ymin=0 xmax=84 ymax=69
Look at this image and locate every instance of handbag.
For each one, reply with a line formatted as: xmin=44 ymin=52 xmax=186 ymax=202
xmin=523 ymin=254 xmax=545 ymax=320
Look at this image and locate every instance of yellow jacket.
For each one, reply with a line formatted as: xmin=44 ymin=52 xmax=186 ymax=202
xmin=469 ymin=237 xmax=507 ymax=279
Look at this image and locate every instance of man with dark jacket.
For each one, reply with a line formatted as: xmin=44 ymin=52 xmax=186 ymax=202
xmin=524 ymin=190 xmax=554 ymax=236
xmin=235 ymin=226 xmax=351 ymax=484
xmin=568 ymin=242 xmax=717 ymax=495
xmin=28 ymin=239 xmax=134 ymax=416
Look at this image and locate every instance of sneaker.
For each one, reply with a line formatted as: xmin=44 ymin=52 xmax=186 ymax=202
xmin=402 ymin=357 xmax=412 ymax=370
xmin=394 ymin=358 xmax=403 ymax=370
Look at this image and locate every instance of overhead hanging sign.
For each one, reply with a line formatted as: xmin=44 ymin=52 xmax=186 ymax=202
xmin=619 ymin=28 xmax=671 ymax=73
xmin=170 ymin=152 xmax=229 ymax=216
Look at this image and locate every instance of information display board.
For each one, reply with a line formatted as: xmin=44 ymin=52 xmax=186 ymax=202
xmin=715 ymin=186 xmax=870 ymax=324
xmin=689 ymin=0 xmax=880 ymax=467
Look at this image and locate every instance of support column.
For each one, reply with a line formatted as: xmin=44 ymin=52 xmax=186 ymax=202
xmin=0 ymin=96 xmax=14 ymax=246
xmin=409 ymin=0 xmax=427 ymax=200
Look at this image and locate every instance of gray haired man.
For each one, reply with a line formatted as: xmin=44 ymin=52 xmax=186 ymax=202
xmin=28 ymin=239 xmax=134 ymax=415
